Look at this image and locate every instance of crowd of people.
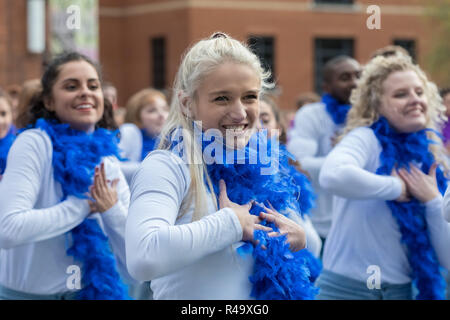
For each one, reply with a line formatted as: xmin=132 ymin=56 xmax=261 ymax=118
xmin=1 ymin=32 xmax=450 ymax=300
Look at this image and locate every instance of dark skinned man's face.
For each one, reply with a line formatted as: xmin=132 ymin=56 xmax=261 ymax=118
xmin=323 ymin=59 xmax=361 ymax=105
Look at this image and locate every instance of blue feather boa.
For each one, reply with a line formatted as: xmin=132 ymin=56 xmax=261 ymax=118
xmin=322 ymin=94 xmax=351 ymax=125
xmin=0 ymin=128 xmax=15 ymax=175
xmin=371 ymin=117 xmax=447 ymax=300
xmin=202 ymin=131 xmax=321 ymax=299
xmin=140 ymin=129 xmax=158 ymax=161
xmin=33 ymin=118 xmax=130 ymax=300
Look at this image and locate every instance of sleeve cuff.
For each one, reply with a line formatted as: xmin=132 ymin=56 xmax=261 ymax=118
xmin=101 ymin=201 xmax=127 ymax=227
xmin=425 ymin=195 xmax=443 ymax=216
xmin=387 ymin=177 xmax=403 ymax=201
xmin=221 ymin=207 xmax=243 ymax=242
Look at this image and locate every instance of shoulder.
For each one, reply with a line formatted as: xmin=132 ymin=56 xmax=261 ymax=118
xmin=131 ymin=150 xmax=190 ymax=196
xmin=14 ymin=128 xmax=53 ymax=154
xmin=337 ymin=126 xmax=381 ymax=153
xmin=120 ymin=123 xmax=141 ymax=138
xmin=294 ymin=102 xmax=332 ymax=126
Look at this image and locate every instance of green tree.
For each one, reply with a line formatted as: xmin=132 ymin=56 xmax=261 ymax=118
xmin=425 ymin=0 xmax=450 ymax=87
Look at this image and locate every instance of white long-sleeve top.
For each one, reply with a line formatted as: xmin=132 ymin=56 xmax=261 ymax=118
xmin=443 ymin=184 xmax=450 ymax=222
xmin=319 ymin=126 xmax=450 ymax=284
xmin=125 ymin=148 xmax=321 ymax=299
xmin=0 ymin=128 xmax=131 ymax=294
xmin=287 ymin=102 xmax=340 ymax=237
xmin=118 ymin=123 xmax=143 ymax=184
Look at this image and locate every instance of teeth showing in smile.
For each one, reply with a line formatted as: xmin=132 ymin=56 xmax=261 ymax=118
xmin=223 ymin=125 xmax=246 ymax=130
xmin=76 ymin=104 xmax=93 ymax=110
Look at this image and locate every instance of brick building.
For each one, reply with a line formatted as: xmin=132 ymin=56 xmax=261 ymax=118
xmin=0 ymin=0 xmax=438 ymax=111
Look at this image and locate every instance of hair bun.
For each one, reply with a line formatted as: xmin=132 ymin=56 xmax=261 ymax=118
xmin=210 ymin=32 xmax=228 ymax=39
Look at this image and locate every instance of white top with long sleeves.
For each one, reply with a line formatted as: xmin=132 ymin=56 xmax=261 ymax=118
xmin=319 ymin=127 xmax=450 ymax=284
xmin=287 ymin=102 xmax=340 ymax=237
xmin=0 ymin=129 xmax=131 ymax=294
xmin=125 ymin=148 xmax=321 ymax=299
xmin=443 ymin=184 xmax=450 ymax=222
xmin=118 ymin=123 xmax=143 ymax=184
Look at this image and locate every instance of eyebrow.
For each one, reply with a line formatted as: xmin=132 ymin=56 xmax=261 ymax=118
xmin=208 ymin=89 xmax=259 ymax=96
xmin=62 ymin=78 xmax=99 ymax=83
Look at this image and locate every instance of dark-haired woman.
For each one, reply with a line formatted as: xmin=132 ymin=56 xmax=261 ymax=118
xmin=0 ymin=52 xmax=131 ymax=299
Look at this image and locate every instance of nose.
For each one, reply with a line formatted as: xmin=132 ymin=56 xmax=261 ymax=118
xmin=228 ymin=100 xmax=247 ymax=122
xmin=79 ymin=84 xmax=91 ymax=98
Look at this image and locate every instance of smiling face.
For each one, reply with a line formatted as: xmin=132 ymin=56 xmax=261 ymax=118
xmin=0 ymin=97 xmax=13 ymax=139
xmin=378 ymin=70 xmax=428 ymax=133
xmin=45 ymin=60 xmax=104 ymax=132
xmin=139 ymin=96 xmax=169 ymax=137
xmin=191 ymin=61 xmax=261 ymax=149
xmin=324 ymin=59 xmax=361 ymax=104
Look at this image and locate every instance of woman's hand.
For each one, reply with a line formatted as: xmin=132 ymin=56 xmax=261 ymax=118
xmin=391 ymin=167 xmax=410 ymax=202
xmin=258 ymin=202 xmax=306 ymax=252
xmin=89 ymin=162 xmax=119 ymax=213
xmin=218 ymin=179 xmax=271 ymax=244
xmin=398 ymin=163 xmax=440 ymax=203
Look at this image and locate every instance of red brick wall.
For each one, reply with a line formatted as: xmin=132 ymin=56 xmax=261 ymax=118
xmin=99 ymin=0 xmax=435 ymax=110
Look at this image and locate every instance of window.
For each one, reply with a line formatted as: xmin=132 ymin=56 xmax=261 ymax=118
xmin=151 ymin=37 xmax=166 ymax=89
xmin=393 ymin=39 xmax=417 ymax=62
xmin=314 ymin=38 xmax=354 ymax=94
xmin=248 ymin=35 xmax=275 ymax=84
xmin=314 ymin=0 xmax=354 ymax=4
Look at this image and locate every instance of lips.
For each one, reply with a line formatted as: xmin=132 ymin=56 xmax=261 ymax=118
xmin=74 ymin=103 xmax=95 ymax=112
xmin=222 ymin=124 xmax=249 ymax=135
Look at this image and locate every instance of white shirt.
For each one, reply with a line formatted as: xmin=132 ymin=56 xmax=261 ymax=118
xmin=287 ymin=102 xmax=340 ymax=237
xmin=443 ymin=184 xmax=450 ymax=222
xmin=319 ymin=126 xmax=450 ymax=284
xmin=118 ymin=123 xmax=143 ymax=184
xmin=0 ymin=129 xmax=131 ymax=294
xmin=125 ymin=148 xmax=321 ymax=299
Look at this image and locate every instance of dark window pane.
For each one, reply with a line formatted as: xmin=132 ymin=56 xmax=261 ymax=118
xmin=393 ymin=39 xmax=417 ymax=62
xmin=248 ymin=35 xmax=275 ymax=84
xmin=151 ymin=37 xmax=166 ymax=89
xmin=314 ymin=38 xmax=354 ymax=94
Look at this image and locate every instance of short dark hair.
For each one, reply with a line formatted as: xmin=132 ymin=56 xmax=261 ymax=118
xmin=27 ymin=51 xmax=117 ymax=130
xmin=322 ymin=55 xmax=355 ymax=84
xmin=440 ymin=87 xmax=450 ymax=98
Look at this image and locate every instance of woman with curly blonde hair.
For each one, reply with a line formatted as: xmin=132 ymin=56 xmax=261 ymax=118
xmin=318 ymin=54 xmax=450 ymax=300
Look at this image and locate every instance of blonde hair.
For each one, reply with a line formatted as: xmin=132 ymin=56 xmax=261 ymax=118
xmin=124 ymin=88 xmax=167 ymax=127
xmin=158 ymin=32 xmax=273 ymax=221
xmin=341 ymin=54 xmax=448 ymax=171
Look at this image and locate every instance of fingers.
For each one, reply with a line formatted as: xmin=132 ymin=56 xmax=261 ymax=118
xmin=218 ymin=179 xmax=229 ymax=207
xmin=428 ymin=163 xmax=438 ymax=178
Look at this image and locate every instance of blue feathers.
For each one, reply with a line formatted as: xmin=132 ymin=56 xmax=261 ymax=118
xmin=140 ymin=129 xmax=159 ymax=160
xmin=371 ymin=117 xmax=446 ymax=300
xmin=322 ymin=94 xmax=351 ymax=125
xmin=204 ymin=132 xmax=321 ymax=300
xmin=0 ymin=130 xmax=15 ymax=175
xmin=33 ymin=118 xmax=130 ymax=300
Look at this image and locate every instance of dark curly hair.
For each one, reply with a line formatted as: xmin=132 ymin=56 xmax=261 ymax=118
xmin=27 ymin=52 xmax=117 ymax=131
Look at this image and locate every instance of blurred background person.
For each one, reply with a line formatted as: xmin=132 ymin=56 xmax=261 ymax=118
xmin=5 ymin=84 xmax=21 ymax=123
xmin=287 ymin=55 xmax=361 ymax=253
xmin=14 ymin=79 xmax=42 ymax=129
xmin=439 ymin=88 xmax=450 ymax=151
xmin=259 ymin=93 xmax=322 ymax=258
xmin=119 ymin=87 xmax=169 ymax=183
xmin=0 ymin=88 xmax=15 ymax=180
